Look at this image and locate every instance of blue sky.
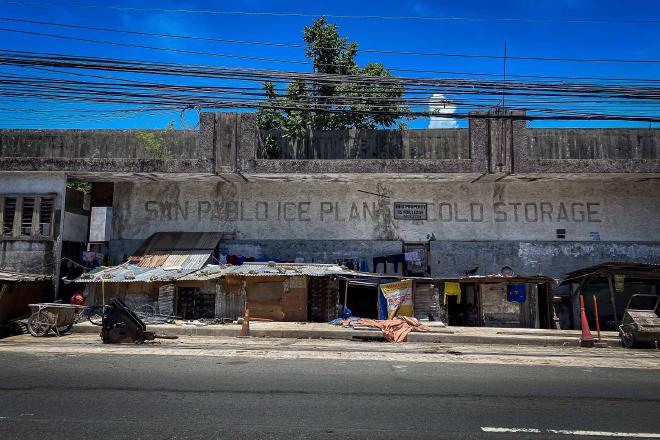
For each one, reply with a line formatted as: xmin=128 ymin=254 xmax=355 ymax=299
xmin=0 ymin=0 xmax=659 ymax=129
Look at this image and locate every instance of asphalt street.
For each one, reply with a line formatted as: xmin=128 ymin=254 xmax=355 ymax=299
xmin=0 ymin=338 xmax=659 ymax=439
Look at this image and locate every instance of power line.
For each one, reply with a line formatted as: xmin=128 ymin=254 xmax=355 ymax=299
xmin=2 ymin=50 xmax=659 ymax=102
xmin=3 ymin=22 xmax=660 ymax=65
xmin=3 ymin=16 xmax=660 ymax=70
xmin=2 ymin=1 xmax=660 ymax=25
xmin=1 ymin=50 xmax=659 ymax=123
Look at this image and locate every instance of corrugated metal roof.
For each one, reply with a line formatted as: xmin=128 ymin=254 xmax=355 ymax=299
xmin=0 ymin=271 xmax=52 ymax=282
xmin=74 ymin=265 xmax=196 ymax=283
xmin=129 ymin=232 xmax=224 ymax=270
xmin=178 ymin=262 xmax=355 ymax=281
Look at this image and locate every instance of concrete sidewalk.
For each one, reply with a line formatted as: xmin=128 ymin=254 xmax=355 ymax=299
xmin=72 ymin=321 xmax=622 ymax=347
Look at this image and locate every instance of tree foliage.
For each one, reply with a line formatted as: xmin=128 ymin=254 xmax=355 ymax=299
xmin=257 ymin=17 xmax=408 ymax=156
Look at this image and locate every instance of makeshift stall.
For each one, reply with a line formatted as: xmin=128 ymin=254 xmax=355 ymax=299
xmin=438 ymin=275 xmax=555 ymax=328
xmin=561 ymin=262 xmax=660 ymax=331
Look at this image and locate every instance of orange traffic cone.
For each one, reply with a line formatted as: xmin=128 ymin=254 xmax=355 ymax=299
xmin=579 ymin=295 xmax=594 ymax=348
xmin=239 ymin=307 xmax=250 ymax=337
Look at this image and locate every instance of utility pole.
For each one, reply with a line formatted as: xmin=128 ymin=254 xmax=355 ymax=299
xmin=502 ymin=41 xmax=507 ymax=107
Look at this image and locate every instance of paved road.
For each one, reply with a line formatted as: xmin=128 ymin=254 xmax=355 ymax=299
xmin=1 ymin=339 xmax=659 ymax=439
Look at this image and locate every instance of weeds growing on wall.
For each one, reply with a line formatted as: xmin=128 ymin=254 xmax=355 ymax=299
xmin=135 ymin=121 xmax=175 ymax=160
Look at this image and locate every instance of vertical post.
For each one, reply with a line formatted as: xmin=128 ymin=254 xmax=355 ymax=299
xmin=573 ymin=274 xmax=590 ymax=329
xmin=607 ymin=273 xmax=619 ymax=326
xmin=377 ymin=279 xmax=381 ymax=319
xmin=412 ymin=279 xmax=416 ymax=318
xmin=342 ymin=279 xmax=349 ymax=318
xmin=592 ymin=295 xmax=601 ymax=342
xmin=501 ymin=41 xmax=507 ymax=107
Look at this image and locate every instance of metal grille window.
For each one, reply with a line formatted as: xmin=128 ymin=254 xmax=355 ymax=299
xmin=0 ymin=194 xmax=56 ymax=239
xmin=21 ymin=197 xmax=35 ymax=236
xmin=39 ymin=197 xmax=54 ymax=237
xmin=2 ymin=197 xmax=17 ymax=235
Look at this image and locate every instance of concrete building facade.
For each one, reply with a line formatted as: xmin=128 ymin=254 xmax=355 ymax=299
xmin=1 ymin=110 xmax=659 ymax=291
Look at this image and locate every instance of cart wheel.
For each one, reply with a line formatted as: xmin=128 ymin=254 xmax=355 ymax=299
xmin=55 ymin=324 xmax=74 ymax=335
xmin=87 ymin=306 xmax=104 ymax=326
xmin=620 ymin=328 xmax=636 ymax=348
xmin=27 ymin=311 xmax=56 ymax=337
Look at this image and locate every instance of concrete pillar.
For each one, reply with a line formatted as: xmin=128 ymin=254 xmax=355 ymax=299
xmin=468 ymin=108 xmax=527 ymax=174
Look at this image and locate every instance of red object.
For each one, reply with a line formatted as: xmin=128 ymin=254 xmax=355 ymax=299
xmin=240 ymin=308 xmax=250 ymax=337
xmin=579 ymin=295 xmax=594 ymax=347
xmin=353 ymin=317 xmax=429 ymax=343
xmin=592 ymin=295 xmax=601 ymax=342
xmin=249 ymin=317 xmax=274 ymax=322
xmin=70 ymin=292 xmax=85 ymax=306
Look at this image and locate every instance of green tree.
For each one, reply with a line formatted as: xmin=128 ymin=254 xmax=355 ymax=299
xmin=257 ymin=17 xmax=407 ymax=156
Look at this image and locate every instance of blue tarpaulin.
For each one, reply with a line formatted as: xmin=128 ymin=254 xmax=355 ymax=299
xmin=507 ymin=284 xmax=527 ymax=303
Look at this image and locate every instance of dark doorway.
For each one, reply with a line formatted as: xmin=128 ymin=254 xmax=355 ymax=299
xmin=343 ymin=281 xmax=379 ymax=319
xmin=176 ymin=287 xmax=216 ymax=320
xmin=446 ymin=284 xmax=480 ymax=326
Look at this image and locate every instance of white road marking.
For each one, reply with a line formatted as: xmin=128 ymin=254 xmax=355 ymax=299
xmin=481 ymin=428 xmax=542 ymax=433
xmin=547 ymin=429 xmax=660 ymax=438
xmin=482 ymin=427 xmax=660 ymax=438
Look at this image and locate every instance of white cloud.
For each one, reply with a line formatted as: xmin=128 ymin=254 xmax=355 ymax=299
xmin=428 ymin=93 xmax=457 ymax=128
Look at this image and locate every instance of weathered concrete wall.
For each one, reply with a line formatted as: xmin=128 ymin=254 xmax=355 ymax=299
xmin=108 ymin=239 xmax=402 ymax=267
xmin=0 ymin=240 xmax=55 ymax=274
xmin=260 ymin=128 xmax=470 ymax=159
xmin=430 ymin=241 xmax=660 ymax=279
xmin=0 ymin=173 xmax=66 ymax=284
xmin=108 ymin=178 xmax=660 ymax=276
xmin=62 ymin=212 xmax=88 ymax=243
xmin=0 ymin=129 xmax=214 ymax=174
xmin=112 ymin=179 xmax=660 ymax=243
xmin=2 ymin=112 xmax=659 ymax=175
xmin=528 ymin=129 xmax=660 ymax=159
xmin=0 ymin=129 xmax=202 ymax=159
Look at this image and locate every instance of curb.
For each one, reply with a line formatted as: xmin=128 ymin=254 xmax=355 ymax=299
xmin=72 ymin=324 xmax=621 ymax=348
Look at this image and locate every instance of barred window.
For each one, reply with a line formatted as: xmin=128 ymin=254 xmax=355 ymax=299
xmin=2 ymin=197 xmax=16 ymax=235
xmin=0 ymin=194 xmax=56 ymax=239
xmin=39 ymin=197 xmax=54 ymax=236
xmin=21 ymin=197 xmax=35 ymax=236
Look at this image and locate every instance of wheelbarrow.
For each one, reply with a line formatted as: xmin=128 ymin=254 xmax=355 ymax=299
xmin=27 ymin=303 xmax=85 ymax=337
xmin=619 ymin=294 xmax=660 ymax=349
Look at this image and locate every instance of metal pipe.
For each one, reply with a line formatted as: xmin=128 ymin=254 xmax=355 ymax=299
xmin=592 ymin=295 xmax=602 ymax=342
xmin=607 ymin=273 xmax=619 ymax=325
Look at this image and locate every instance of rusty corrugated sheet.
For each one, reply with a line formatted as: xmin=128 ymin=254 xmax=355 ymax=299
xmin=179 ymin=263 xmax=354 ymax=281
xmin=73 ymin=265 xmax=195 ymax=283
xmin=129 ymin=232 xmax=223 ymax=270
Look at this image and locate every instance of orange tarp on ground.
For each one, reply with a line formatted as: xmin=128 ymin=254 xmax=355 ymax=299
xmin=354 ymin=316 xmax=429 ymax=342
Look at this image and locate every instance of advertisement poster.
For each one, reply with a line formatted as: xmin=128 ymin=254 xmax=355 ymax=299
xmin=380 ymin=279 xmax=414 ymax=319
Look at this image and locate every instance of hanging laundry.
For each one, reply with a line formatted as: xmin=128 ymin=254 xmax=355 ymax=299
xmin=404 ymin=251 xmax=421 ymax=262
xmin=227 ymin=255 xmax=238 ymax=265
xmin=443 ymin=282 xmax=462 ymax=305
xmin=360 ymin=260 xmax=369 ymax=272
xmin=386 ymin=254 xmax=406 ymax=272
xmin=236 ymin=255 xmax=246 ymax=265
xmin=373 ymin=256 xmax=387 ymax=273
xmin=219 ymin=254 xmax=228 ymax=265
xmin=507 ymin=284 xmax=527 ymax=303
